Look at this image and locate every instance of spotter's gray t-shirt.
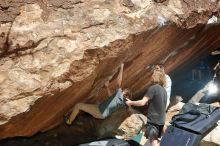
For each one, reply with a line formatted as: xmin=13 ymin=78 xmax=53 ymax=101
xmin=145 ymin=84 xmax=167 ymax=125
xmin=99 ymin=88 xmax=125 ymax=118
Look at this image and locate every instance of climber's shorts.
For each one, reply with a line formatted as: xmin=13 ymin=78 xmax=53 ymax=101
xmin=145 ymin=122 xmax=164 ymax=142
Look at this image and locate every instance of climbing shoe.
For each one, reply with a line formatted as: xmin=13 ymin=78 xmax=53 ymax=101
xmin=64 ymin=115 xmax=72 ymax=126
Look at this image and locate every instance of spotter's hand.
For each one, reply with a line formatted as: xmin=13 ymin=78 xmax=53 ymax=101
xmin=125 ymin=98 xmax=132 ymax=106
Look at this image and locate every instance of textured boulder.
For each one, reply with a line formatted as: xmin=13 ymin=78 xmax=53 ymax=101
xmin=96 ymin=107 xmax=147 ymax=140
xmin=0 ymin=0 xmax=220 ymax=140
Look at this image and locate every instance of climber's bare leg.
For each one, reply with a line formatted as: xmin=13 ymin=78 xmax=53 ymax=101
xmin=66 ymin=103 xmax=103 ymax=125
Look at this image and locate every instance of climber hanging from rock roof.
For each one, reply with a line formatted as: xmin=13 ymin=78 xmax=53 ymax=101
xmin=65 ymin=63 xmax=133 ymax=125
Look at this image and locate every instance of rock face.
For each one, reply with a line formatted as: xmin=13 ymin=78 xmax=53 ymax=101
xmin=96 ymin=107 xmax=147 ymax=140
xmin=0 ymin=0 xmax=220 ymax=140
xmin=0 ymin=107 xmax=148 ymax=146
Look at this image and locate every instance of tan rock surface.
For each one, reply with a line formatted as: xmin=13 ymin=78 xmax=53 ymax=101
xmin=0 ymin=0 xmax=220 ymax=140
